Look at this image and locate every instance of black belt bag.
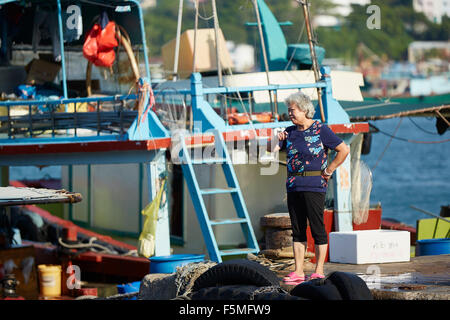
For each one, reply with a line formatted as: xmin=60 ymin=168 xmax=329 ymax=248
xmin=288 ymin=170 xmax=323 ymax=177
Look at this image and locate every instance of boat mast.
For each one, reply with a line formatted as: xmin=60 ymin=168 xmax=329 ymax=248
xmin=56 ymin=0 xmax=68 ymax=100
xmin=173 ymin=0 xmax=184 ymax=81
xmin=252 ymin=0 xmax=274 ymax=118
xmin=211 ymin=0 xmax=229 ymax=120
xmin=298 ymin=0 xmax=326 ymax=123
xmin=192 ymin=0 xmax=199 ymax=74
xmin=211 ymin=0 xmax=223 ymax=86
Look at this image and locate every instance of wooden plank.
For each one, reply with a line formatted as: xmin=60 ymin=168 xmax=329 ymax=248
xmin=0 ymin=187 xmax=82 ymax=206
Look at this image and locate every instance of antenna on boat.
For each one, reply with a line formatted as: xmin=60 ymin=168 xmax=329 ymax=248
xmin=211 ymin=0 xmax=223 ymax=87
xmin=298 ymin=0 xmax=326 ymax=123
xmin=252 ymin=0 xmax=270 ymax=84
xmin=251 ymin=0 xmax=275 ymax=119
xmin=192 ymin=0 xmax=199 ymax=74
xmin=173 ymin=0 xmax=184 ymax=81
xmin=211 ymin=0 xmax=230 ymax=120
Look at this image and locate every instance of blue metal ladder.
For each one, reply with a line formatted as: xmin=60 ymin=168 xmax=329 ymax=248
xmin=179 ymin=129 xmax=260 ymax=262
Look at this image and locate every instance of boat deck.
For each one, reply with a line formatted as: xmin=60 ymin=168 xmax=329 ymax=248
xmin=277 ymin=254 xmax=450 ymax=300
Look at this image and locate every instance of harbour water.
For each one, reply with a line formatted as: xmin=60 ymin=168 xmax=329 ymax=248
xmin=361 ymin=116 xmax=450 ymax=227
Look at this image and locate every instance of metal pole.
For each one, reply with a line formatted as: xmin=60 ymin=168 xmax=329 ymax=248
xmin=410 ymin=205 xmax=450 ymax=223
xmin=56 ymin=0 xmax=68 ymax=100
xmin=211 ymin=0 xmax=223 ymax=86
xmin=131 ymin=0 xmax=151 ymax=81
xmin=211 ymin=0 xmax=228 ymax=121
xmin=299 ymin=0 xmax=326 ymax=123
xmin=252 ymin=0 xmax=270 ymax=80
xmin=173 ymin=0 xmax=184 ymax=81
xmin=192 ymin=0 xmax=199 ymax=73
xmin=252 ymin=0 xmax=274 ymax=117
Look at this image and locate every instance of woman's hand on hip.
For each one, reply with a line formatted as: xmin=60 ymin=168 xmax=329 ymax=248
xmin=321 ymin=167 xmax=333 ymax=181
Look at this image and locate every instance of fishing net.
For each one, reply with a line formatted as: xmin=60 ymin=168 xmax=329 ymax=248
xmin=174 ymin=261 xmax=217 ymax=298
xmin=349 ymin=133 xmax=373 ymax=225
xmin=153 ymin=87 xmax=188 ymax=132
xmin=351 ymin=158 xmax=373 ymax=225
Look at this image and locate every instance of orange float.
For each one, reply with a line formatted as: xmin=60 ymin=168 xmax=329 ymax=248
xmin=228 ymin=112 xmax=274 ymax=125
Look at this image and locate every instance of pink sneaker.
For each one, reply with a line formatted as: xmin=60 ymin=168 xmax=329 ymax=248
xmin=309 ymin=273 xmax=325 ymax=280
xmin=283 ymin=272 xmax=306 ymax=285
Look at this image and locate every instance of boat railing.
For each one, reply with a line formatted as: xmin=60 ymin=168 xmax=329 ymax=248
xmin=152 ymin=71 xmax=342 ymax=134
xmin=0 ymin=69 xmax=343 ymax=144
xmin=0 ymin=94 xmax=139 ymax=143
xmin=152 ymin=73 xmax=331 ymax=134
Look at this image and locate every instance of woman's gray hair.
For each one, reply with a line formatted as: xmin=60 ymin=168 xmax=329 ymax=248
xmin=285 ymin=92 xmax=316 ymax=119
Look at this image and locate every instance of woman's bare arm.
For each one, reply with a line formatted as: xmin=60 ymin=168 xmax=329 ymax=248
xmin=322 ymin=142 xmax=350 ymax=180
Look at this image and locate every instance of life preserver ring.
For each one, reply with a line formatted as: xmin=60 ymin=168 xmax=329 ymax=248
xmin=85 ymin=24 xmax=140 ymax=97
xmin=228 ymin=112 xmax=274 ymax=125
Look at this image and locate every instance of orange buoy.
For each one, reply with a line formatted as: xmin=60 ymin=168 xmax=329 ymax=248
xmin=227 ymin=112 xmax=274 ymax=125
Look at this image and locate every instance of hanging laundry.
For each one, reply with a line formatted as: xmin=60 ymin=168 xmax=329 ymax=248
xmin=32 ymin=6 xmax=61 ymax=62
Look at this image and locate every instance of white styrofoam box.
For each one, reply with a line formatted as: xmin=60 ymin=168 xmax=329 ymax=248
xmin=329 ymin=230 xmax=410 ymax=264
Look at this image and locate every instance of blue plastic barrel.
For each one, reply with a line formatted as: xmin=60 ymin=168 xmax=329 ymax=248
xmin=149 ymin=254 xmax=205 ymax=273
xmin=416 ymin=238 xmax=450 ymax=256
xmin=117 ymin=281 xmax=141 ymax=300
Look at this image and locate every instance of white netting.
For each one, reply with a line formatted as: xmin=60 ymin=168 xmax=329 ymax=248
xmin=351 ymin=158 xmax=373 ymax=225
xmin=174 ymin=261 xmax=218 ymax=297
xmin=153 ymin=87 xmax=188 ymax=132
xmin=349 ymin=133 xmax=373 ymax=225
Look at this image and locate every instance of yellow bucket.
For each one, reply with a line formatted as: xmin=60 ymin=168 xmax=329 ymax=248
xmin=0 ymin=106 xmax=7 ymax=128
xmin=0 ymin=106 xmax=6 ymax=117
xmin=38 ymin=265 xmax=62 ymax=297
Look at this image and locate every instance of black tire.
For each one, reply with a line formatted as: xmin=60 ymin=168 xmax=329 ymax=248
xmin=189 ymin=285 xmax=260 ymax=300
xmin=327 ymin=271 xmax=373 ymax=300
xmin=290 ymin=279 xmax=343 ymax=300
xmin=192 ymin=259 xmax=280 ymax=292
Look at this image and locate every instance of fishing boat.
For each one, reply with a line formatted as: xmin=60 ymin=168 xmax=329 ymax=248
xmin=0 ymin=0 xmax=165 ymax=298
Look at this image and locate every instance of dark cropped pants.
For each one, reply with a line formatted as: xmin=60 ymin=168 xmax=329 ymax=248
xmin=287 ymin=191 xmax=328 ymax=245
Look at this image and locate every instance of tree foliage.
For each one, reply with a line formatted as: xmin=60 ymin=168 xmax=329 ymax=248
xmin=143 ymin=0 xmax=449 ymax=63
xmin=316 ymin=0 xmax=449 ymax=62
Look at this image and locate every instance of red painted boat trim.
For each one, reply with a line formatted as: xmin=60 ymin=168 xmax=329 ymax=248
xmin=329 ymin=123 xmax=369 ymax=134
xmin=0 ymin=138 xmax=172 ymax=155
xmin=381 ymin=219 xmax=416 ymax=232
xmin=28 ymin=241 xmax=149 ymax=282
xmin=10 ymin=181 xmax=137 ymax=252
xmin=381 ymin=219 xmax=417 ymax=245
xmin=0 ymin=123 xmax=367 ymax=155
xmin=70 ymin=251 xmax=150 ymax=277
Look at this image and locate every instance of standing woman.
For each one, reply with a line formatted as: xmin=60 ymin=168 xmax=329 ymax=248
xmin=269 ymin=92 xmax=350 ymax=285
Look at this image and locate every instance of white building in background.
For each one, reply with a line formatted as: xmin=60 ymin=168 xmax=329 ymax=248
xmin=313 ymin=0 xmax=371 ymax=27
xmin=413 ymin=0 xmax=450 ymax=24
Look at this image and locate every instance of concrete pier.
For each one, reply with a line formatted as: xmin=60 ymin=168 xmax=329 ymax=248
xmin=277 ymin=254 xmax=450 ymax=300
